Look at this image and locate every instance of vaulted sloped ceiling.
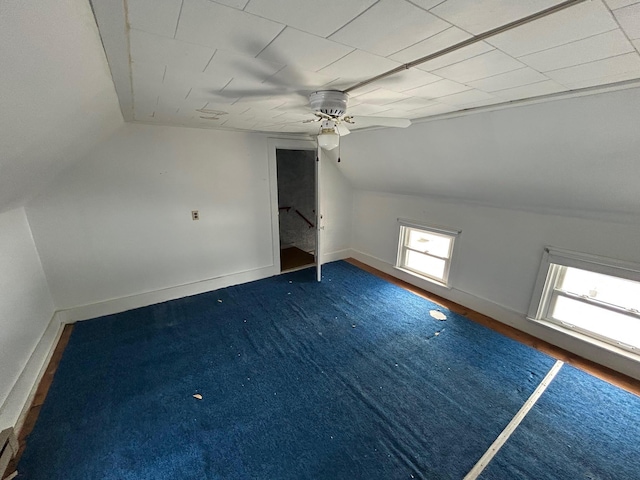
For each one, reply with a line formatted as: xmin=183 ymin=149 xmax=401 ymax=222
xmin=93 ymin=0 xmax=640 ymax=134
xmin=0 ymin=0 xmax=122 ymax=214
xmin=340 ymin=86 xmax=640 ymax=218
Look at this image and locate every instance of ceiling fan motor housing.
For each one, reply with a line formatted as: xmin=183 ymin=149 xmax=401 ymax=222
xmin=309 ymin=90 xmax=349 ymax=117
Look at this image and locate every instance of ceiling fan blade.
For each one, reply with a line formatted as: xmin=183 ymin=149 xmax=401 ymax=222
xmin=336 ymin=123 xmax=351 ymax=136
xmin=348 ymin=116 xmax=412 ymax=129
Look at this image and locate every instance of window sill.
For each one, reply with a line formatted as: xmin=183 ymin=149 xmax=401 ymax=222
xmin=526 ymin=316 xmax=640 ymax=362
xmin=394 ymin=266 xmax=451 ymax=289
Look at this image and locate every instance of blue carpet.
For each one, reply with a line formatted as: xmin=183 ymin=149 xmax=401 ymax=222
xmin=18 ymin=261 xmax=556 ymax=479
xmin=479 ymin=363 xmax=640 ymax=480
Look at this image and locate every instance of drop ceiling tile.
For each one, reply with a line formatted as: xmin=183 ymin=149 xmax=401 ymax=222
xmin=176 ymin=0 xmax=284 ymax=55
xmin=130 ymin=29 xmax=215 ymax=72
xmin=561 ymin=68 xmax=640 ymax=88
xmin=403 ymin=78 xmax=471 ymax=98
xmin=491 ymin=79 xmax=567 ymax=101
xmin=431 ymin=0 xmax=564 ymax=35
xmin=374 ymin=68 xmax=442 ymax=92
xmin=367 ymin=108 xmax=420 ymax=118
xmin=468 ymin=67 xmax=548 ymax=92
xmin=257 ymin=27 xmax=354 ymax=72
xmin=408 ymin=102 xmax=458 ymax=117
xmin=614 ymin=3 xmax=640 ymax=39
xmin=545 ymin=52 xmax=640 ymax=84
xmin=127 ymin=0 xmax=183 ymax=38
xmin=212 ymin=0 xmax=250 ymax=9
xmin=415 ymin=42 xmax=495 ymax=72
xmin=346 ymin=103 xmax=393 ymax=115
xmin=265 ymin=66 xmax=338 ymax=91
xmin=487 ymin=1 xmax=619 ymax=57
xmin=384 ymin=96 xmax=440 ymax=111
xmin=245 ymin=0 xmax=377 ymax=38
xmin=605 ymin=0 xmax=639 ymax=9
xmin=389 ymin=26 xmax=472 ymax=63
xmin=328 ymin=0 xmax=451 ymax=57
xmin=350 ymin=89 xmax=413 ymax=106
xmin=437 ymin=88 xmax=496 ymax=106
xmin=318 ymin=50 xmax=401 ymax=84
xmin=432 ymin=50 xmax=525 ymax=83
xmin=409 ymin=0 xmax=449 ymax=9
xmin=518 ymin=29 xmax=635 ymax=72
xmin=204 ymin=50 xmax=283 ymax=82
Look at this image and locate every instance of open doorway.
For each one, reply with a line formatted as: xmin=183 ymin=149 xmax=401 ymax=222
xmin=276 ymin=148 xmax=317 ymax=272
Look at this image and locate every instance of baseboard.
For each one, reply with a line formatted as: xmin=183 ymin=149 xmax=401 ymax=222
xmin=350 ymin=249 xmax=640 ymax=381
xmin=322 ymin=249 xmax=351 ymax=263
xmin=0 ymin=312 xmax=65 ymax=433
xmin=60 ymin=265 xmax=279 ymax=323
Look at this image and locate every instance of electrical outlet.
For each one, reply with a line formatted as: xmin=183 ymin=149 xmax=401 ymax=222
xmin=192 ymin=210 xmax=199 ymax=221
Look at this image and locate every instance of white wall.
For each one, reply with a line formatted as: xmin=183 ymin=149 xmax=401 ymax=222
xmin=320 ymin=147 xmax=353 ymax=261
xmin=0 ymin=0 xmax=122 ymax=214
xmin=0 ymin=208 xmax=56 ymax=429
xmin=351 ymin=190 xmax=640 ymax=378
xmin=26 ymin=124 xmax=353 ymax=316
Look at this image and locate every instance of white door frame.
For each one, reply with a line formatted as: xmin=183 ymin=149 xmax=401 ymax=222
xmin=267 ymin=137 xmax=318 ymax=276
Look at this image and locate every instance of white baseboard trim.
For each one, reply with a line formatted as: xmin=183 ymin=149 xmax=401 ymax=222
xmin=350 ymin=249 xmax=640 ymax=381
xmin=61 ymin=265 xmax=279 ymax=324
xmin=0 ymin=312 xmax=65 ymax=433
xmin=322 ymin=249 xmax=351 ymax=263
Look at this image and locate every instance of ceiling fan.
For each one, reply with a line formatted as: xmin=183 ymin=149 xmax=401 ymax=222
xmin=305 ymin=90 xmax=411 ymax=151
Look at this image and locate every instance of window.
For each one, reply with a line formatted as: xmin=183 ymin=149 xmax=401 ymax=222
xmin=395 ymin=219 xmax=460 ymax=287
xmin=528 ymin=247 xmax=640 ymax=354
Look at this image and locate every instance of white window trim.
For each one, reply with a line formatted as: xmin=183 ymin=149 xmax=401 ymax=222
xmin=528 ymin=246 xmax=640 ymax=355
xmin=395 ymin=218 xmax=461 ymax=288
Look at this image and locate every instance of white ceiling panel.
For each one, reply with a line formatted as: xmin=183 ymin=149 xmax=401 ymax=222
xmin=415 ymin=42 xmax=495 ymax=72
xmin=212 ymin=0 xmax=250 ymax=9
xmin=613 ymin=3 xmax=640 ymax=39
xmin=127 ymin=0 xmax=183 ymax=38
xmin=403 ymin=78 xmax=471 ymax=98
xmin=468 ymin=67 xmax=548 ymax=92
xmin=389 ymin=26 xmax=472 ymax=64
xmin=487 ymin=1 xmax=619 ymax=58
xmin=605 ymin=0 xmax=639 ymax=9
xmin=406 ymin=102 xmax=458 ymax=117
xmin=204 ymin=50 xmax=283 ymax=82
xmin=518 ymin=29 xmax=635 ymax=72
xmin=491 ymin=79 xmax=567 ymax=101
xmin=374 ymin=68 xmax=442 ymax=92
xmin=349 ymin=89 xmax=413 ymax=106
xmin=561 ymin=67 xmax=640 ymax=89
xmin=437 ymin=89 xmax=497 ymax=106
xmin=130 ymin=29 xmax=215 ymax=72
xmin=546 ymin=52 xmax=640 ymax=84
xmin=91 ymin=0 xmax=640 ymax=133
xmin=257 ymin=27 xmax=354 ymax=72
xmin=176 ymin=0 xmax=284 ymax=55
xmin=329 ymin=0 xmax=451 ymax=57
xmin=383 ymin=96 xmax=439 ymax=111
xmin=431 ymin=50 xmax=525 ymax=83
xmin=245 ymin=0 xmax=377 ymax=38
xmin=318 ymin=50 xmax=401 ymax=85
xmin=264 ymin=66 xmax=338 ymax=92
xmin=431 ymin=0 xmax=565 ymax=35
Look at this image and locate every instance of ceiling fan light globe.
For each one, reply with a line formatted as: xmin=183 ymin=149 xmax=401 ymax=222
xmin=317 ymin=131 xmax=339 ymax=151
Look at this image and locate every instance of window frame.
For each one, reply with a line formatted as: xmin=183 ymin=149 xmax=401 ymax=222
xmin=395 ymin=219 xmax=460 ymax=287
xmin=528 ymin=247 xmax=640 ymax=354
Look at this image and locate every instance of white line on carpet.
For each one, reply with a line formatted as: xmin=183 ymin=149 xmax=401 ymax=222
xmin=463 ymin=360 xmax=564 ymax=480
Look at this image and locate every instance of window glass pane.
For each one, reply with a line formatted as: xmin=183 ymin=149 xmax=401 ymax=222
xmin=405 ymin=250 xmax=446 ymax=280
xmin=551 ymin=295 xmax=640 ymax=349
xmin=558 ymin=267 xmax=640 ymax=312
xmin=406 ymin=228 xmax=452 ymax=258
